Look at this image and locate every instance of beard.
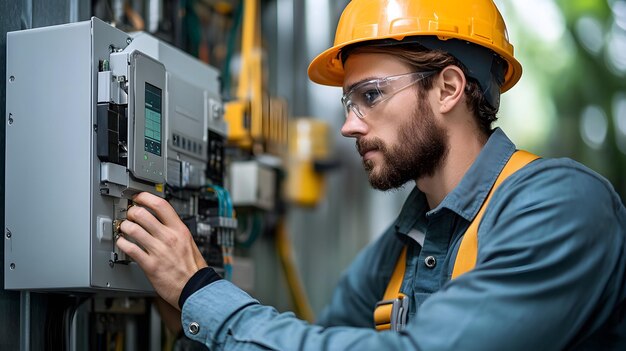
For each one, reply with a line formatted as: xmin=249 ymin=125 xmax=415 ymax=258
xmin=356 ymin=99 xmax=449 ymax=190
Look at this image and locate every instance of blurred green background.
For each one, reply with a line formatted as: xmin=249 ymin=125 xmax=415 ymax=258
xmin=495 ymin=0 xmax=626 ymax=200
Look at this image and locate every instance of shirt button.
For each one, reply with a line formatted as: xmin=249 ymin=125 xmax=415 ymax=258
xmin=189 ymin=322 xmax=200 ymax=335
xmin=424 ymin=256 xmax=437 ymax=269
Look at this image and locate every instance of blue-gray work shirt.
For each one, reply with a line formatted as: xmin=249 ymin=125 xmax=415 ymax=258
xmin=182 ymin=128 xmax=626 ymax=350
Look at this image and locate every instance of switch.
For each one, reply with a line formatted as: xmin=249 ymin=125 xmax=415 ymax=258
xmin=97 ymin=216 xmax=113 ymax=242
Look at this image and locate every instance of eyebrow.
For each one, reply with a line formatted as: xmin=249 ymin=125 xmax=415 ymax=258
xmin=343 ymin=76 xmax=378 ymax=94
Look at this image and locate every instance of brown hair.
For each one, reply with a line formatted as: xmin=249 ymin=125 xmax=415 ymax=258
xmin=341 ymin=43 xmax=498 ymax=135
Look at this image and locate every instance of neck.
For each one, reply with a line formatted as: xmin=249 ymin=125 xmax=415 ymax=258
xmin=417 ymin=126 xmax=488 ymax=210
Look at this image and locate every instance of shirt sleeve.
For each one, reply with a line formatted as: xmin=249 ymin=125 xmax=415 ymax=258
xmin=180 ymin=159 xmax=626 ymax=351
xmin=178 ymin=267 xmax=222 ymax=309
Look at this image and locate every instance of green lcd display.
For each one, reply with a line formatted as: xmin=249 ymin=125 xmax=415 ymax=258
xmin=144 ymin=82 xmax=162 ymax=156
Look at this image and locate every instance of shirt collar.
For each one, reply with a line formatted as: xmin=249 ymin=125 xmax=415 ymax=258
xmin=432 ymin=127 xmax=516 ymax=221
xmin=395 ymin=187 xmax=429 ymax=235
xmin=395 ymin=127 xmax=517 ymax=233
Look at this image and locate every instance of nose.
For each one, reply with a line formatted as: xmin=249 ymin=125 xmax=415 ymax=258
xmin=340 ymin=110 xmax=368 ymax=138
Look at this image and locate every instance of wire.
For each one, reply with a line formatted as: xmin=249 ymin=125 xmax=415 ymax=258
xmin=45 ymin=294 xmax=90 ymax=351
xmin=205 ymin=184 xmax=234 ymax=217
xmin=235 ymin=211 xmax=262 ymax=247
xmin=115 ymin=331 xmax=124 ymax=351
xmin=275 ymin=218 xmax=315 ymax=322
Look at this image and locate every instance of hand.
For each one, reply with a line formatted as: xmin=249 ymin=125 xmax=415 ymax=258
xmin=115 ymin=192 xmax=208 ymax=309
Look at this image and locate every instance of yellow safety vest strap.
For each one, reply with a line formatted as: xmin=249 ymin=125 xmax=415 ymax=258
xmin=373 ymin=303 xmax=394 ymax=331
xmin=383 ymin=245 xmax=407 ymax=301
xmin=374 ymin=150 xmax=539 ymax=331
xmin=451 ymin=150 xmax=539 ymax=278
xmin=373 ymin=246 xmax=407 ymax=330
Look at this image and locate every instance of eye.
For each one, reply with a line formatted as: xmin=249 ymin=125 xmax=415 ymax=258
xmin=361 ymin=89 xmax=381 ymax=106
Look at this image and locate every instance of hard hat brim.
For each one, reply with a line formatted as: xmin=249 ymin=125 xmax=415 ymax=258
xmin=308 ymin=33 xmax=523 ymax=93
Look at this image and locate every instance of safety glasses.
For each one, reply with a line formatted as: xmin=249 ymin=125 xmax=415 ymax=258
xmin=341 ymin=71 xmax=436 ymax=119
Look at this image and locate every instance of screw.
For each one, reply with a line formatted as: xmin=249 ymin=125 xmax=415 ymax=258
xmin=9 ymin=76 xmax=15 ymax=82
xmin=106 ymin=282 xmax=111 ymax=287
xmin=8 ymin=113 xmax=13 ymax=125
xmin=6 ymin=229 xmax=11 ymax=239
xmin=126 ymin=37 xmax=132 ymax=44
xmin=10 ymin=263 xmax=15 ymax=270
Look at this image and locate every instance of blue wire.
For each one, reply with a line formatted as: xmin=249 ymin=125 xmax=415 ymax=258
xmin=212 ymin=185 xmax=233 ymax=218
xmin=207 ymin=185 xmax=224 ymax=216
xmin=215 ymin=185 xmax=225 ymax=217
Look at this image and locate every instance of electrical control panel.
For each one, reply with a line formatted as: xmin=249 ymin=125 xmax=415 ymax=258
xmin=5 ymin=18 xmax=230 ymax=292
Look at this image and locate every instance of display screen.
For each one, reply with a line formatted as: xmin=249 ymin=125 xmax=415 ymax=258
xmin=144 ymin=83 xmax=162 ymax=156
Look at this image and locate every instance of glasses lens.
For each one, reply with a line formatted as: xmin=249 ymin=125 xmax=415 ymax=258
xmin=343 ymin=82 xmax=381 ymax=119
xmin=341 ymin=71 xmax=435 ymax=119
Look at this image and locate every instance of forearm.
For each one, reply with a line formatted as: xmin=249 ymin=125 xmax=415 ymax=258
xmin=181 ymin=280 xmax=413 ymax=350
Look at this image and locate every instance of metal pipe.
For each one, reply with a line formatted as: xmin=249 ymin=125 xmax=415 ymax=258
xmin=20 ymin=0 xmax=32 ymax=29
xmin=19 ymin=291 xmax=30 ymax=351
xmin=149 ymin=303 xmax=161 ymax=351
xmin=276 ymin=0 xmax=294 ymax=104
xmin=125 ymin=313 xmax=137 ymax=351
xmin=147 ymin=0 xmax=162 ymax=33
xmin=69 ymin=0 xmax=79 ymax=22
xmin=113 ymin=0 xmax=124 ymax=25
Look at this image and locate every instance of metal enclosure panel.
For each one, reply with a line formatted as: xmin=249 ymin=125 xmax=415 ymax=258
xmin=126 ymin=32 xmax=224 ymax=189
xmin=90 ymin=18 xmax=152 ymax=292
xmin=167 ymin=74 xmax=206 ymax=162
xmin=1 ymin=1 xmax=27 ymax=349
xmin=5 ymin=18 xmax=154 ymax=292
xmin=128 ymin=33 xmax=217 ymax=95
xmin=5 ymin=21 xmax=93 ymax=289
xmin=4 ymin=17 xmax=222 ymax=293
xmin=129 ymin=33 xmax=226 ymax=136
xmin=166 ymin=74 xmax=208 ymax=187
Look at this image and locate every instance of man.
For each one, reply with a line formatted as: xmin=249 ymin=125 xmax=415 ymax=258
xmin=116 ymin=0 xmax=626 ymax=349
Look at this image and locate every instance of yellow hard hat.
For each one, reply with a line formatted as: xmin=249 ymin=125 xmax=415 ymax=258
xmin=308 ymin=0 xmax=522 ymax=95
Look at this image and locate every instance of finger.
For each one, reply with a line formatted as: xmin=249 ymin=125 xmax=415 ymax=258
xmin=120 ymin=219 xmax=158 ymax=252
xmin=115 ymin=235 xmax=151 ymax=267
xmin=127 ymin=205 xmax=166 ymax=239
xmin=132 ymin=192 xmax=183 ymax=228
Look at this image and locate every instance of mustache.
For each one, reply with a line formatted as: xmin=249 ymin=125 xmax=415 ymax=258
xmin=356 ymin=138 xmax=385 ymax=156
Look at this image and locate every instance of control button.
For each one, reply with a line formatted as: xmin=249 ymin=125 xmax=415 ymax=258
xmin=424 ymin=256 xmax=437 ymax=269
xmin=97 ymin=216 xmax=113 ymax=242
xmin=189 ymin=322 xmax=200 ymax=335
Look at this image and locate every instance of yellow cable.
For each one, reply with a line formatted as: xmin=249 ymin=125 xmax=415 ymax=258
xmin=115 ymin=332 xmax=124 ymax=351
xmin=275 ymin=218 xmax=315 ymax=322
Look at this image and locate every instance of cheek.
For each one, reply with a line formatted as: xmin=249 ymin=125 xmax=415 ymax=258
xmin=373 ymin=127 xmax=398 ymax=148
xmin=367 ymin=96 xmax=419 ymax=145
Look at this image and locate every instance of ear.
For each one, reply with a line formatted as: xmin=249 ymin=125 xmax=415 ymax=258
xmin=436 ymin=65 xmax=466 ymax=114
